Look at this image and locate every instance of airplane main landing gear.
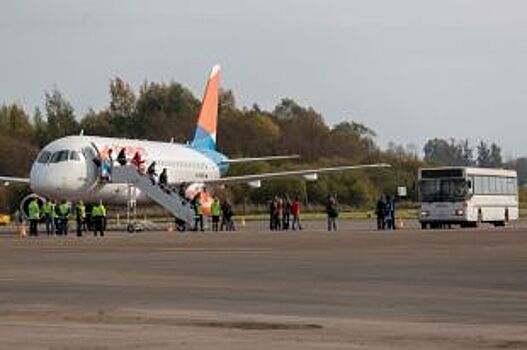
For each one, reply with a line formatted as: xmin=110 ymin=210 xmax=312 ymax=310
xmin=175 ymin=218 xmax=187 ymax=232
xmin=126 ymin=184 xmax=138 ymax=233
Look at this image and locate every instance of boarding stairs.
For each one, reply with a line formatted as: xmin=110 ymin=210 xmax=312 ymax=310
xmin=111 ymin=165 xmax=194 ymax=224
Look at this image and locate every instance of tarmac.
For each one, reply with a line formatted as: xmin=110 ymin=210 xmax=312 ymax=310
xmin=1 ymin=219 xmax=527 ymax=349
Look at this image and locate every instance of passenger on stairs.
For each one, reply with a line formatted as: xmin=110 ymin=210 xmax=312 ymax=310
xmin=117 ymin=148 xmax=127 ymax=166
xmin=147 ymin=161 xmax=157 ymax=185
xmin=159 ymin=168 xmax=168 ymax=190
xmin=131 ymin=152 xmax=145 ymax=172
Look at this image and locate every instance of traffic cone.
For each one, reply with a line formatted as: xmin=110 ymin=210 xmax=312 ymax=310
xmin=395 ymin=217 xmax=404 ymax=229
xmin=19 ymin=223 xmax=27 ymax=237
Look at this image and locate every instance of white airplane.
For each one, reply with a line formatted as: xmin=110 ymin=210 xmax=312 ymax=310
xmin=0 ymin=65 xmax=390 ymax=219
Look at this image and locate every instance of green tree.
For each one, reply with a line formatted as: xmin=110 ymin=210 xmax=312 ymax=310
xmin=273 ymin=99 xmax=329 ymax=161
xmin=423 ymin=138 xmax=473 ymax=166
xmin=132 ymin=81 xmax=199 ymax=141
xmin=489 ymin=143 xmax=503 ymax=168
xmin=108 ymin=77 xmax=136 ymax=136
xmin=44 ymin=89 xmax=79 ymax=142
xmin=477 ymin=141 xmax=491 ymax=167
xmin=79 ymin=109 xmax=115 ymax=136
xmin=327 ymin=121 xmax=377 ymax=163
xmin=0 ymin=104 xmax=34 ymax=142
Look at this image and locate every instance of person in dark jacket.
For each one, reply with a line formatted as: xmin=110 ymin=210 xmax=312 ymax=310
xmin=159 ymin=168 xmax=168 ymax=189
xmin=376 ymin=194 xmax=386 ymax=230
xmin=269 ymin=198 xmax=277 ymax=230
xmin=325 ymin=194 xmax=338 ymax=231
xmin=147 ymin=161 xmax=157 ymax=184
xmin=387 ymin=195 xmax=396 ymax=230
xmin=117 ymin=148 xmax=127 ymax=166
xmin=282 ymin=195 xmax=291 ymax=230
xmin=221 ymin=199 xmax=235 ymax=231
xmin=384 ymin=195 xmax=395 ymax=230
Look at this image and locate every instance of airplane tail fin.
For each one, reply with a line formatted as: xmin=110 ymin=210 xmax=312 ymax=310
xmin=191 ymin=64 xmax=221 ymax=150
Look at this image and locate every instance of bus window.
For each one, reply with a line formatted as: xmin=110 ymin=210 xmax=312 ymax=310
xmin=488 ymin=177 xmax=496 ymax=194
xmin=474 ymin=176 xmax=483 ymax=194
xmin=498 ymin=177 xmax=507 ymax=194
xmin=483 ymin=176 xmax=490 ymax=194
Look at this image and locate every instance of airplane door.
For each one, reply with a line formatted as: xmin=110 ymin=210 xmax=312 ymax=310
xmin=80 ymin=143 xmax=101 ymax=191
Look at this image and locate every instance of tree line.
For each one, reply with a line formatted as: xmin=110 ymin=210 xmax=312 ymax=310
xmin=0 ymin=78 xmax=524 ymax=212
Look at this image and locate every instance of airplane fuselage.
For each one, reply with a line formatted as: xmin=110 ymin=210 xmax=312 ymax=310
xmin=30 ymin=135 xmax=228 ymax=203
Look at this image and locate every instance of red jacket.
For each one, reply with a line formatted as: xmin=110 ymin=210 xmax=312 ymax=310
xmin=291 ymin=201 xmax=300 ymax=216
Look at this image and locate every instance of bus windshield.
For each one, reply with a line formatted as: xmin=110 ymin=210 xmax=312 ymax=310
xmin=419 ymin=179 xmax=470 ymax=202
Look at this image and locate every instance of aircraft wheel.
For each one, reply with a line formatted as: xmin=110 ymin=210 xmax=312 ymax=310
xmin=175 ymin=219 xmax=186 ymax=232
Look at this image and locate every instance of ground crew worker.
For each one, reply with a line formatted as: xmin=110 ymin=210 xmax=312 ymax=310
xmin=210 ymin=197 xmax=221 ymax=232
xmin=75 ymin=201 xmax=86 ymax=237
xmin=92 ymin=200 xmax=106 ymax=237
xmin=43 ymin=199 xmax=55 ymax=235
xmin=57 ymin=200 xmax=70 ymax=235
xmin=192 ymin=193 xmax=203 ymax=231
xmin=28 ymin=198 xmax=40 ymax=236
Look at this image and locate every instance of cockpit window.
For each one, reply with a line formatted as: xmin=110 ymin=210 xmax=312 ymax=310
xmin=50 ymin=150 xmax=70 ymax=163
xmin=69 ymin=151 xmax=81 ymax=161
xmin=37 ymin=151 xmax=51 ymax=164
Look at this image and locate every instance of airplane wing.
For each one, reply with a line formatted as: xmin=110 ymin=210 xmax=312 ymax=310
xmin=204 ymin=163 xmax=391 ymax=185
xmin=0 ymin=176 xmax=30 ymax=185
xmin=223 ymin=155 xmax=300 ymax=164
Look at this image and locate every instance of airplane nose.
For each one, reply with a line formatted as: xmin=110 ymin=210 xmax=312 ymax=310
xmin=31 ymin=162 xmax=87 ymax=199
xmin=30 ymin=163 xmax=50 ymax=194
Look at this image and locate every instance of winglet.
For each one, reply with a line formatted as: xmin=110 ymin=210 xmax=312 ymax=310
xmin=191 ymin=64 xmax=221 ymax=150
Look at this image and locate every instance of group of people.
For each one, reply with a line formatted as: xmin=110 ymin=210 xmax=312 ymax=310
xmin=269 ymin=195 xmax=303 ymax=231
xmin=268 ymin=194 xmax=341 ymax=232
xmin=190 ymin=194 xmax=235 ymax=232
xmin=375 ymin=194 xmax=397 ymax=230
xmin=96 ymin=148 xmax=159 ymax=182
xmin=26 ymin=198 xmax=107 ymax=237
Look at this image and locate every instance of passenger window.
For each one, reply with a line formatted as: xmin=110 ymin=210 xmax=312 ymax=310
xmin=69 ymin=151 xmax=80 ymax=161
xmin=37 ymin=151 xmax=51 ymax=164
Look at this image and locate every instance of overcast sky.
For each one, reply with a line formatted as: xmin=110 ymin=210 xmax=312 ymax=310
xmin=1 ymin=0 xmax=526 ymax=157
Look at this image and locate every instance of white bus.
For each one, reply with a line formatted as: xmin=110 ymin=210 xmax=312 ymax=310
xmin=418 ymin=167 xmax=518 ymax=229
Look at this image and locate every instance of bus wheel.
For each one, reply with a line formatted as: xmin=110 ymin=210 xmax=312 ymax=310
xmin=127 ymin=223 xmax=136 ymax=233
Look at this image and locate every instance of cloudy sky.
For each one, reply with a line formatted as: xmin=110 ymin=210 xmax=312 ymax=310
xmin=1 ymin=0 xmax=526 ymax=156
